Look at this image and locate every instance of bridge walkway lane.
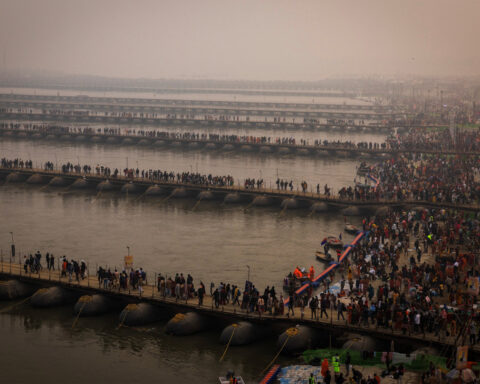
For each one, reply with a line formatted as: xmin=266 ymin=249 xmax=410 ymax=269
xmin=0 ymin=260 xmax=478 ymax=353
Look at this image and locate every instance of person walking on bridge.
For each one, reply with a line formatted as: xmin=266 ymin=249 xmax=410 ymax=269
xmin=309 ymin=295 xmax=318 ymax=320
xmin=287 ymin=293 xmax=295 ymax=317
xmin=337 ymin=300 xmax=345 ymax=321
xmin=320 ymin=294 xmax=328 ymax=319
xmin=197 ymin=282 xmax=205 ymax=306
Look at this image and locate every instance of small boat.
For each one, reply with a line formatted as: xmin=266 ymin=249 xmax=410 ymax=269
xmin=283 ymin=268 xmax=320 ymax=291
xmin=321 ymin=236 xmax=343 ymax=249
xmin=315 ymin=250 xmax=333 ymax=263
xmin=219 ymin=372 xmax=245 ymax=384
xmin=344 ymin=223 xmax=358 ymax=234
xmin=283 ymin=273 xmax=310 ymax=291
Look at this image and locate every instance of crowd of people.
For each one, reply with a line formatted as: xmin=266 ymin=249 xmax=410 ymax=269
xmin=21 ymin=251 xmax=89 ymax=284
xmin=12 ymin=203 xmax=480 ymax=382
xmin=22 ymin=250 xmax=55 ymax=273
xmin=273 ymin=206 xmax=480 ymax=383
xmin=8 ymin=123 xmax=480 ymax=156
xmin=97 ymin=266 xmax=147 ymax=293
xmin=352 ymin=154 xmax=480 ymax=205
xmin=4 ymin=149 xmax=480 ymax=210
xmin=391 ymin=127 xmax=480 ymax=152
xmin=283 ymin=207 xmax=480 ymax=379
xmin=244 ymin=178 xmax=264 ymax=189
xmin=1 ymin=122 xmax=392 ymax=150
xmin=56 ymin=161 xmax=235 ymax=187
xmin=1 ymin=157 xmax=32 ymax=169
xmin=45 ymin=204 xmax=478 ymax=356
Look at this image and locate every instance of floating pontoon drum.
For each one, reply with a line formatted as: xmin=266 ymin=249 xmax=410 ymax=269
xmin=30 ymin=286 xmax=78 ymax=307
xmin=219 ymin=321 xmax=267 ymax=346
xmin=119 ymin=303 xmax=164 ymax=326
xmin=165 ymin=312 xmax=209 ymax=336
xmin=0 ymin=280 xmax=36 ymax=300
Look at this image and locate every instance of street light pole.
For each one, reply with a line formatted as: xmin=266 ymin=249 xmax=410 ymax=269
xmin=247 ymin=265 xmax=250 ymax=282
xmin=9 ymin=232 xmax=15 ymax=260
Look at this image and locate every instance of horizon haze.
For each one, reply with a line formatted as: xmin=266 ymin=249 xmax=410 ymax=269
xmin=1 ymin=0 xmax=479 ymax=81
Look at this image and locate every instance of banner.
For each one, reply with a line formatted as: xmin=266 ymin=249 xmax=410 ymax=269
xmin=124 ymin=255 xmax=134 ymax=269
xmin=456 ymin=346 xmax=468 ymax=370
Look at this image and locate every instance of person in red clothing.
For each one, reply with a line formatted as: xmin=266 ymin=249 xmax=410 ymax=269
xmin=321 ymin=358 xmax=329 ymax=378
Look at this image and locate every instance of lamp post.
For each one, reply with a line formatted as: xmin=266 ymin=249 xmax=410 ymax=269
xmin=9 ymin=232 xmax=15 ymax=260
xmin=247 ymin=265 xmax=250 ymax=282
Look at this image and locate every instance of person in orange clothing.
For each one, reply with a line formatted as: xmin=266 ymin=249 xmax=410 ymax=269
xmin=309 ymin=266 xmax=315 ymax=281
xmin=294 ymin=266 xmax=302 ymax=279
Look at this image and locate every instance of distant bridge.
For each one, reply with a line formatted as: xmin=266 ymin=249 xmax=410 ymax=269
xmin=0 ymin=93 xmax=405 ymax=120
xmin=0 ymin=127 xmax=476 ymax=158
xmin=0 ymin=93 xmax=398 ymax=112
xmin=0 ymin=111 xmax=400 ymax=133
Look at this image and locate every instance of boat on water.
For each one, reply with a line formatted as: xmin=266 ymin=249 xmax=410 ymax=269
xmin=321 ymin=236 xmax=343 ymax=249
xmin=283 ymin=268 xmax=320 ymax=291
xmin=344 ymin=223 xmax=359 ymax=234
xmin=218 ymin=371 xmax=245 ymax=384
xmin=315 ymin=250 xmax=335 ymax=263
xmin=315 ymin=236 xmax=343 ymax=263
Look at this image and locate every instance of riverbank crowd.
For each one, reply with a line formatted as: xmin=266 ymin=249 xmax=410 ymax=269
xmin=391 ymin=127 xmax=480 ymax=152
xmin=283 ymin=206 xmax=480 ymax=383
xmin=351 ymin=155 xmax=480 ymax=204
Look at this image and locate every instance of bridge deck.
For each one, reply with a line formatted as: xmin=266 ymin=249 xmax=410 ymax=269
xmin=1 ymin=127 xmax=474 ymax=156
xmin=0 ymin=111 xmax=397 ymax=131
xmin=0 ymin=260 xmax=477 ymax=352
xmin=0 ymin=93 xmax=396 ymax=112
xmin=2 ymin=167 xmax=480 ymax=212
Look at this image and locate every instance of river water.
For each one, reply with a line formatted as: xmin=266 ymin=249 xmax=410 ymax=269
xmin=0 ymin=107 xmax=384 ymax=382
xmin=0 ymin=304 xmax=296 ymax=383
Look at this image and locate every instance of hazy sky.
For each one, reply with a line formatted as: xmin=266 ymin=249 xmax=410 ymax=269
xmin=1 ymin=0 xmax=479 ymax=80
